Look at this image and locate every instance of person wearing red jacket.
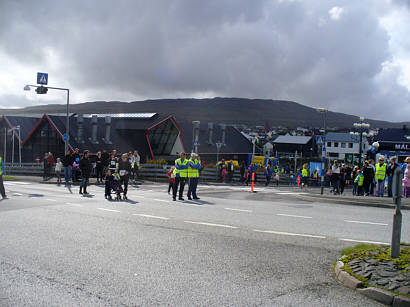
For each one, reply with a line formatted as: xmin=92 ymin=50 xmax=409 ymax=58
xmin=167 ymin=167 xmax=175 ymax=194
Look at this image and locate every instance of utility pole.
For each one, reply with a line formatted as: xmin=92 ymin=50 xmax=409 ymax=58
xmin=391 ymin=167 xmax=403 ymax=258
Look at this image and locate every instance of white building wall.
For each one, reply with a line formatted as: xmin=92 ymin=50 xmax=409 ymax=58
xmin=325 ymin=140 xmax=369 ymax=160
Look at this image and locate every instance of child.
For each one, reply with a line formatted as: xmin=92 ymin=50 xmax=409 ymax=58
xmin=274 ymin=172 xmax=280 ymax=186
xmin=55 ymin=158 xmax=63 ymax=184
xmin=354 ymin=170 xmax=364 ymax=196
xmin=243 ymin=169 xmax=249 ymax=186
xmin=167 ymin=167 xmax=175 ymax=194
xmin=104 ymin=169 xmax=114 ymax=200
xmin=112 ymin=171 xmax=123 ymax=200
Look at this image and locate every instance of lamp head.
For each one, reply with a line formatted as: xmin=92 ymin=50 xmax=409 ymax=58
xmin=24 ymin=85 xmax=31 ymax=91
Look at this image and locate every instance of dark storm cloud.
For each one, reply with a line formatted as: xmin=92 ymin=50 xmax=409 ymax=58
xmin=0 ymin=0 xmax=409 ymax=121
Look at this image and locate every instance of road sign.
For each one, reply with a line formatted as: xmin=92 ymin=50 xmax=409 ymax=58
xmin=316 ymin=136 xmax=324 ymax=144
xmin=37 ymin=72 xmax=48 ymax=85
xmin=63 ymin=133 xmax=68 ymax=142
xmin=193 ymin=140 xmax=199 ymax=146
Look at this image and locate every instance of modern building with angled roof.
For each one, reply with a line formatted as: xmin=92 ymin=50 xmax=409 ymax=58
xmin=271 ymin=135 xmax=316 ymax=157
xmin=1 ymin=113 xmax=185 ymax=163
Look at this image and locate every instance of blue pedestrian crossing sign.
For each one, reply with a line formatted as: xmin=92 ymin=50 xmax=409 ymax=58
xmin=37 ymin=72 xmax=48 ymax=85
xmin=63 ymin=133 xmax=68 ymax=142
xmin=316 ymin=136 xmax=324 ymax=144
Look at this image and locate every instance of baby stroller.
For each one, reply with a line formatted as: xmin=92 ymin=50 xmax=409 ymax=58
xmin=111 ymin=175 xmax=124 ymax=200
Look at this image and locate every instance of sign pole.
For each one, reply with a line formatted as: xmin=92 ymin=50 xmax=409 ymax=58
xmin=391 ymin=167 xmax=403 ymax=258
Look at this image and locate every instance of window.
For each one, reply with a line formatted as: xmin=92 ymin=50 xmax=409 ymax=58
xmin=341 ymin=142 xmax=346 ymax=148
xmin=327 ymin=142 xmax=331 ymax=147
xmin=334 ymin=142 xmax=339 ymax=147
xmin=329 ymin=152 xmax=339 ymax=158
xmin=348 ymin=143 xmax=353 ymax=148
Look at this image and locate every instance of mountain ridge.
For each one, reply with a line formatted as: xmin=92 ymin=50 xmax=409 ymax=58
xmin=1 ymin=97 xmax=407 ymax=129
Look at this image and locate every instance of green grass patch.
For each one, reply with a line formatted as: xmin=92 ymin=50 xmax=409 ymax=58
xmin=340 ymin=244 xmax=379 ymax=257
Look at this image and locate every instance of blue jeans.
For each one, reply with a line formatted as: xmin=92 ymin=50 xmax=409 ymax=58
xmin=377 ymin=179 xmax=385 ymax=197
xmin=80 ymin=177 xmax=89 ymax=189
xmin=64 ymin=166 xmax=72 ymax=183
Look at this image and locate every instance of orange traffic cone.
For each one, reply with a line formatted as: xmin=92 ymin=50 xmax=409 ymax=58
xmin=297 ymin=176 xmax=300 ymax=188
xmin=251 ymin=172 xmax=255 ymax=193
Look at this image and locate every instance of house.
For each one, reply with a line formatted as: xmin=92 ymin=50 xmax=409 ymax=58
xmin=324 ymin=132 xmax=369 ymax=161
xmin=271 ymin=135 xmax=316 ymax=157
xmin=373 ymin=126 xmax=410 ymax=163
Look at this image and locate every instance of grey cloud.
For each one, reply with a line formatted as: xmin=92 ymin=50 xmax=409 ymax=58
xmin=0 ymin=0 xmax=409 ymax=121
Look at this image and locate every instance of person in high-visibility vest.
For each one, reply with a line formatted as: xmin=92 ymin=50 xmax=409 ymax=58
xmin=0 ymin=156 xmax=7 ymax=199
xmin=173 ymin=152 xmax=189 ymax=201
xmin=354 ymin=170 xmax=364 ymax=196
xmin=187 ymin=153 xmax=202 ymax=200
xmin=301 ymin=163 xmax=309 ymax=190
xmin=375 ymin=156 xmax=387 ymax=197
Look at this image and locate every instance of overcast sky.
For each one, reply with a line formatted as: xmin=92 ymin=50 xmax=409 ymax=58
xmin=0 ymin=0 xmax=409 ymax=122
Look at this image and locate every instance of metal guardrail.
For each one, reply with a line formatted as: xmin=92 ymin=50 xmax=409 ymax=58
xmin=4 ymin=163 xmax=331 ymax=185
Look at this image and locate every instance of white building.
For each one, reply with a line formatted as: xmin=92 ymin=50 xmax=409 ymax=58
xmin=325 ymin=132 xmax=369 ymax=160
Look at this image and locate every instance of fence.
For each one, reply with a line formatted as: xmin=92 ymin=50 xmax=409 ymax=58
xmin=4 ymin=162 xmax=331 ymax=186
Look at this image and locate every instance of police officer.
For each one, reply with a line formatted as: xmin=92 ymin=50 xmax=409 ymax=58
xmin=173 ymin=152 xmax=189 ymax=201
xmin=187 ymin=153 xmax=201 ymax=200
xmin=0 ymin=155 xmax=7 ymax=199
xmin=118 ymin=153 xmax=131 ymax=200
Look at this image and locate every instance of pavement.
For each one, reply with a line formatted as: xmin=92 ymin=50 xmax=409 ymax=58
xmin=1 ymin=178 xmax=409 ymax=305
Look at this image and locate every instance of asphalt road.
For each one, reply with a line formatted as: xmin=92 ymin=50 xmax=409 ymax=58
xmin=1 ymin=180 xmax=408 ymax=306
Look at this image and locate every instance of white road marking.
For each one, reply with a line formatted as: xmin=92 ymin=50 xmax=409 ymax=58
xmin=277 ymin=213 xmax=312 ymax=219
xmin=133 ymin=214 xmax=169 ymax=220
xmin=344 ymin=220 xmax=388 ymax=226
xmin=153 ymin=199 xmax=170 ymax=203
xmin=4 ymin=182 xmax=15 ymax=185
xmin=276 ymin=192 xmax=307 ymax=195
xmin=12 ymin=193 xmax=23 ymax=196
xmin=224 ymin=208 xmax=252 ymax=213
xmin=45 ymin=198 xmax=57 ymax=202
xmin=18 ymin=182 xmax=31 ymax=185
xmin=254 ymin=229 xmax=326 ymax=239
xmin=184 ymin=221 xmax=238 ymax=229
xmin=97 ymin=208 xmax=121 ymax=213
xmin=339 ymin=238 xmax=389 ymax=245
xmin=66 ymin=202 xmax=83 ymax=207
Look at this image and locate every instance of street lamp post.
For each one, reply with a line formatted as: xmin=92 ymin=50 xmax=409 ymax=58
xmin=24 ymin=84 xmax=70 ymax=154
xmin=215 ymin=142 xmax=223 ymax=181
xmin=252 ymin=134 xmax=258 ymax=165
xmin=316 ymin=108 xmax=328 ymax=195
xmin=350 ymin=117 xmax=370 ymax=168
xmin=9 ymin=126 xmax=21 ymax=167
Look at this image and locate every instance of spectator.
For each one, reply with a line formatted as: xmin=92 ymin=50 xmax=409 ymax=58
xmin=340 ymin=164 xmax=347 ymax=195
xmin=265 ymin=165 xmax=272 ymax=186
xmin=330 ymin=160 xmax=340 ymax=195
xmin=240 ymin=161 xmax=246 ymax=183
xmin=227 ymin=160 xmax=234 ymax=183
xmin=354 ymin=170 xmax=364 ymax=196
xmin=375 ymin=156 xmax=387 ymax=197
xmin=363 ymin=161 xmax=375 ymax=196
xmin=118 ymin=153 xmax=131 ymax=200
xmin=0 ymin=155 xmax=7 ymax=199
xmin=95 ymin=151 xmax=104 ymax=184
xmin=301 ymin=163 xmax=309 ymax=191
xmin=274 ymin=172 xmax=280 ymax=186
xmin=386 ymin=156 xmax=398 ymax=197
xmin=311 ymin=169 xmax=319 ymax=186
xmin=134 ymin=150 xmax=140 ymax=180
xmin=403 ymin=157 xmax=410 ymax=198
xmin=42 ymin=152 xmax=50 ymax=181
xmin=62 ymin=150 xmax=73 ymax=185
xmin=220 ymin=159 xmax=227 ymax=183
xmin=167 ymin=166 xmax=175 ymax=194
xmin=79 ymin=150 xmax=92 ymax=195
xmin=55 ymin=158 xmax=63 ymax=184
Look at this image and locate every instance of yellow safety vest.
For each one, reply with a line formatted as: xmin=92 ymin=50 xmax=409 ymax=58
xmin=174 ymin=158 xmax=189 ymax=178
xmin=375 ymin=163 xmax=387 ymax=180
xmin=0 ymin=157 xmax=2 ymax=175
xmin=313 ymin=172 xmax=318 ymax=178
xmin=188 ymin=159 xmax=200 ymax=178
xmin=302 ymin=169 xmax=308 ymax=177
xmin=355 ymin=174 xmax=364 ymax=186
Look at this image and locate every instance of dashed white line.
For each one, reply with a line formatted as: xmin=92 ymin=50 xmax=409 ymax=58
xmin=97 ymin=208 xmax=121 ymax=213
xmin=224 ymin=208 xmax=252 ymax=213
xmin=66 ymin=202 xmax=83 ymax=207
xmin=344 ymin=220 xmax=388 ymax=226
xmin=4 ymin=182 xmax=15 ymax=185
xmin=133 ymin=214 xmax=170 ymax=220
xmin=254 ymin=229 xmax=326 ymax=239
xmin=277 ymin=213 xmax=312 ymax=219
xmin=340 ymin=238 xmax=389 ymax=245
xmin=184 ymin=221 xmax=238 ymax=229
xmin=276 ymin=192 xmax=307 ymax=195
xmin=45 ymin=198 xmax=57 ymax=202
xmin=12 ymin=193 xmax=23 ymax=196
xmin=153 ymin=199 xmax=170 ymax=203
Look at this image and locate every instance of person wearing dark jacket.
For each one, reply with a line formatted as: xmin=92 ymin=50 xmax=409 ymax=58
xmin=362 ymin=161 xmax=375 ymax=196
xmin=62 ymin=150 xmax=73 ymax=184
xmin=79 ymin=150 xmax=92 ymax=195
xmin=386 ymin=157 xmax=398 ymax=197
xmin=95 ymin=151 xmax=104 ymax=184
xmin=118 ymin=153 xmax=132 ymax=200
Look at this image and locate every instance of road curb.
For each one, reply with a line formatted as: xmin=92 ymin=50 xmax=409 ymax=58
xmin=334 ymin=258 xmax=410 ymax=306
xmin=298 ymin=194 xmax=409 ymax=210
